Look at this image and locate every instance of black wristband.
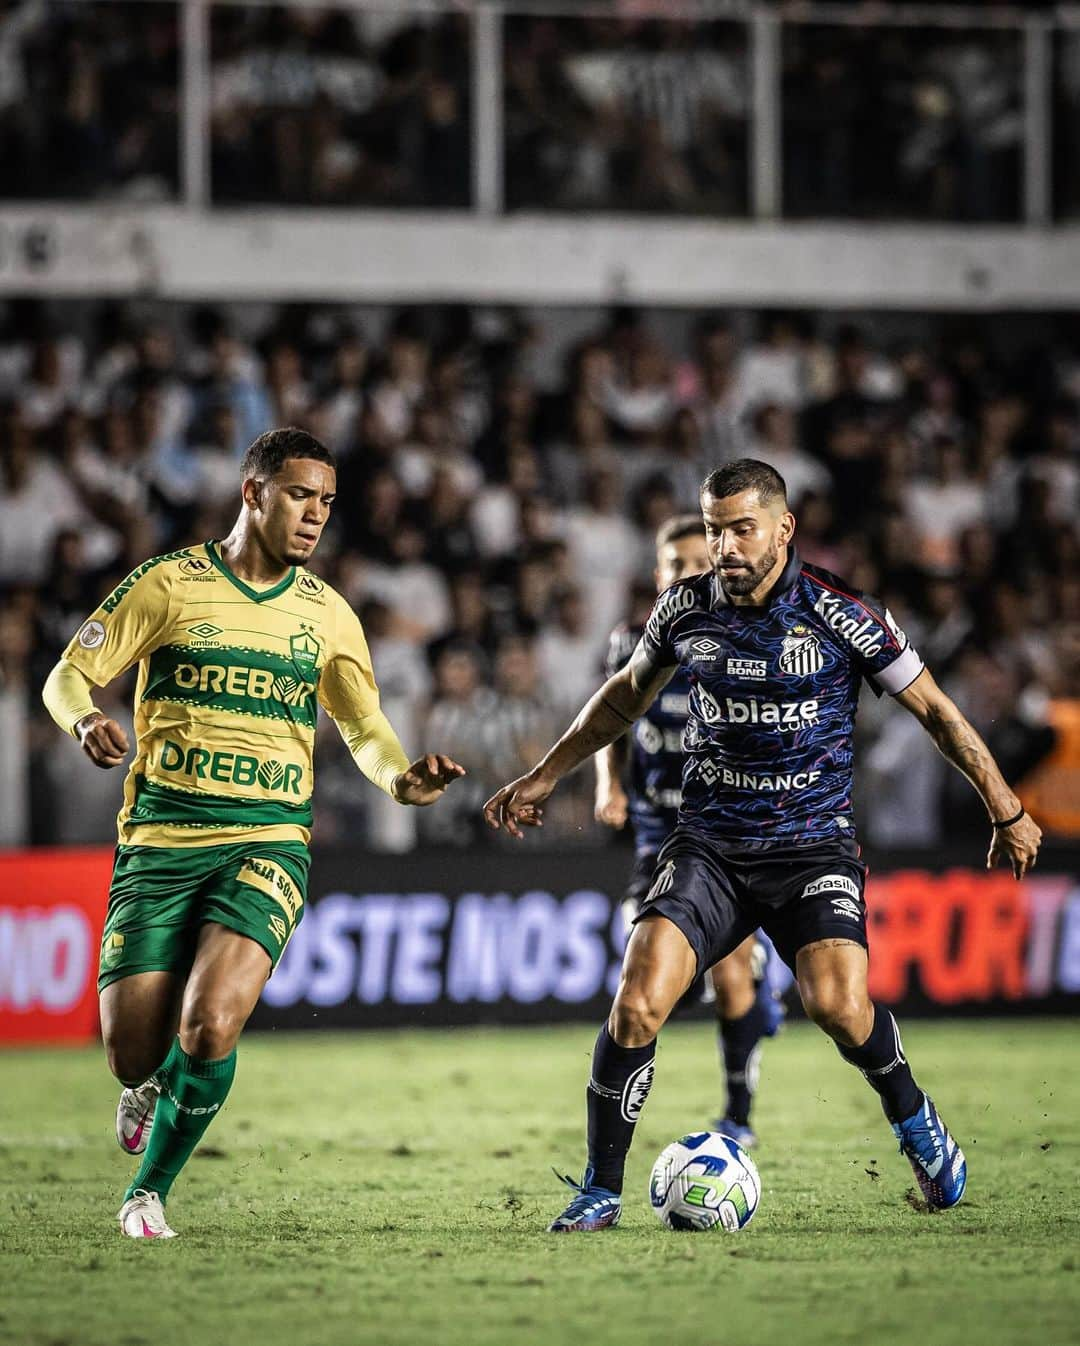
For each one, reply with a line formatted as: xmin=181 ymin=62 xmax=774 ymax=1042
xmin=992 ymin=807 xmax=1025 ymax=830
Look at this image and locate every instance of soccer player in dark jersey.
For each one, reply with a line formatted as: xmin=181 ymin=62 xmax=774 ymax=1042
xmin=596 ymin=514 xmax=782 ymax=1148
xmin=485 ymin=459 xmax=1042 ymax=1231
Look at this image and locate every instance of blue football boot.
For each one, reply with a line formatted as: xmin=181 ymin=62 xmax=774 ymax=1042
xmin=892 ymin=1094 xmax=967 ymax=1209
xmin=751 ymin=936 xmax=785 ymax=1038
xmin=710 ymin=1118 xmax=757 ymax=1150
xmin=547 ymin=1166 xmax=622 ymax=1232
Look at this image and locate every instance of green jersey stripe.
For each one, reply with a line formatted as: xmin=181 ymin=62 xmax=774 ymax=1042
xmin=131 ymin=775 xmax=314 ymax=831
xmin=143 ymin=644 xmax=319 ymax=729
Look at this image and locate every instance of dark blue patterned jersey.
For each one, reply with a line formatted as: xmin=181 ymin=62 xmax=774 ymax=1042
xmin=633 ymin=549 xmax=925 ymax=849
xmin=605 ymin=623 xmax=690 ymax=855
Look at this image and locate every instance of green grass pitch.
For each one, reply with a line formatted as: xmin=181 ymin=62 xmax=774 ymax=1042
xmin=1 ymin=1019 xmax=1077 ymax=1346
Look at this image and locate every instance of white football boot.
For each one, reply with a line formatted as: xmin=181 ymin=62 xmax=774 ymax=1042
xmin=116 ymin=1079 xmax=161 ymax=1156
xmin=117 ymin=1190 xmax=177 ymax=1239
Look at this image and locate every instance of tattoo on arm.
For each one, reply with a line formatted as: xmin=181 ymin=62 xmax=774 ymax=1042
xmin=923 ymin=702 xmax=1013 ymax=815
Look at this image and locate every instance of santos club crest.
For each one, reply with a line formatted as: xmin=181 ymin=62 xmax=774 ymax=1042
xmin=779 ymin=626 xmax=823 ymax=676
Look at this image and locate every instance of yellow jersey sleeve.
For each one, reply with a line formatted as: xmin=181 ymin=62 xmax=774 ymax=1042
xmin=317 ymin=598 xmax=381 ymax=721
xmin=62 ymin=556 xmax=175 ymax=686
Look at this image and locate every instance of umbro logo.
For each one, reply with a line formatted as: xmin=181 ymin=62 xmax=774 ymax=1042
xmin=691 ymin=637 xmax=722 ymax=659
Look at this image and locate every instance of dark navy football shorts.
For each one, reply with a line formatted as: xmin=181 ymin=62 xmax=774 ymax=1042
xmin=623 ymin=849 xmax=661 ymax=927
xmin=632 ymin=825 xmax=868 ymax=976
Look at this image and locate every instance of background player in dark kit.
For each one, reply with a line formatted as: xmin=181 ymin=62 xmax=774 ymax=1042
xmin=485 ymin=459 xmax=1042 ymax=1232
xmin=596 ymin=514 xmax=782 ymax=1149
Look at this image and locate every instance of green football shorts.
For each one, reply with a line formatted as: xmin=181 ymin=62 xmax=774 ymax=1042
xmin=98 ymin=841 xmax=310 ymax=991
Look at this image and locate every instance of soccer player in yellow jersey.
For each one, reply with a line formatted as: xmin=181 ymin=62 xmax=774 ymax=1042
xmin=42 ymin=427 xmax=466 ymax=1240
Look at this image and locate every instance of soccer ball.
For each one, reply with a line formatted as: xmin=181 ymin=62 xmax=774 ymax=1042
xmin=649 ymin=1131 xmax=761 ymax=1232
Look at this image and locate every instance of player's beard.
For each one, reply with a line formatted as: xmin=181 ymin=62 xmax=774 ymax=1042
xmin=717 ymin=541 xmax=779 ymax=597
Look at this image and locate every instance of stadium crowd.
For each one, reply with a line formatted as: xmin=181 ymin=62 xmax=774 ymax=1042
xmin=0 ymin=299 xmax=1077 ymax=851
xmin=6 ymin=2 xmax=1078 ymax=220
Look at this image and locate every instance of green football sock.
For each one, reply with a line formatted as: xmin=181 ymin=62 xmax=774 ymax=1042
xmin=124 ymin=1038 xmax=236 ymax=1204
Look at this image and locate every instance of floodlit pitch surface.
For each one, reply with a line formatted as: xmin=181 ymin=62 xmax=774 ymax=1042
xmin=1 ymin=1020 xmax=1076 ymax=1346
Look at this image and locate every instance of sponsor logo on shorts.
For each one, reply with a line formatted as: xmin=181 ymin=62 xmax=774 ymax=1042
xmin=800 ymin=873 xmax=861 ymax=903
xmin=158 ymin=739 xmax=304 ymax=794
xmin=78 ymin=619 xmax=106 ymax=650
xmin=239 ymin=857 xmax=303 ymax=920
xmin=830 ymin=897 xmax=863 ymax=921
xmin=621 ymin=1059 xmax=655 ymax=1123
xmin=101 ymin=930 xmax=125 ymax=969
xmin=726 ymin=658 xmax=766 ymax=680
xmin=267 ymin=914 xmax=289 ymax=946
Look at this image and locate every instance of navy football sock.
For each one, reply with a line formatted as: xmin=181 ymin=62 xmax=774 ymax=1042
xmin=718 ymin=999 xmax=767 ymax=1127
xmin=586 ymin=1023 xmax=656 ymax=1195
xmin=836 ymin=1006 xmax=922 ymax=1124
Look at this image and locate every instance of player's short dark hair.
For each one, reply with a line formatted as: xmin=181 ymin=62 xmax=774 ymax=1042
xmin=701 ymin=459 xmax=787 ymax=508
xmin=241 ymin=426 xmax=335 ymax=480
xmin=655 ymin=514 xmax=706 ymax=549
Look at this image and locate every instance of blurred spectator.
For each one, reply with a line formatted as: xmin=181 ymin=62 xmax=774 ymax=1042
xmin=504 ymin=15 xmax=748 ymax=215
xmin=902 ymin=437 xmax=987 ymax=570
xmin=745 ymin=403 xmax=831 ymax=509
xmin=535 ymin=586 xmax=601 ymax=712
xmin=209 ymin=10 xmax=470 ymax=207
xmin=783 ymin=22 xmax=1020 ymax=221
xmin=0 ymin=603 xmax=34 ymax=845
xmin=0 ymin=1 xmax=178 ymax=201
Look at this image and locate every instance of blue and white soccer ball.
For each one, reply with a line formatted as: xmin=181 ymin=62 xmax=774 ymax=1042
xmin=649 ymin=1131 xmax=761 ymax=1232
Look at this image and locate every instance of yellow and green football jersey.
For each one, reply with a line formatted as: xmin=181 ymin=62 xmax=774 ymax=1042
xmin=62 ymin=541 xmax=381 ymax=848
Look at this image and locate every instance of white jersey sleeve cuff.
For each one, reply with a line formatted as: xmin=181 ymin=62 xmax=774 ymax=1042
xmin=876 ymin=646 xmax=925 ymax=696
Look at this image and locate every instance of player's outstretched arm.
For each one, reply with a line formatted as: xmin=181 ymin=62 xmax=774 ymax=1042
xmin=484 ymin=661 xmax=671 ymax=839
xmin=391 ymin=754 xmax=466 ymax=806
xmin=42 ymin=658 xmax=130 ymax=768
xmin=895 ymin=667 xmax=1042 ymax=879
xmin=335 ymin=710 xmax=464 ymax=807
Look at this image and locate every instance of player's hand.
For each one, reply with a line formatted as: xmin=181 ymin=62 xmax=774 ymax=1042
xmin=594 ymin=782 xmax=628 ymax=829
xmin=987 ymin=811 xmax=1042 ymax=880
xmin=76 ymin=713 xmax=130 ymax=769
xmin=392 ymin=754 xmax=466 ymax=806
xmin=483 ymin=771 xmax=553 ymax=839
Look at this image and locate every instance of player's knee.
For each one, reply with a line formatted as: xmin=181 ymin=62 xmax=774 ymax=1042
xmin=180 ymin=1004 xmax=242 ymax=1060
xmin=610 ymin=987 xmax=667 ymax=1046
xmin=801 ymin=981 xmax=867 ymax=1043
xmin=104 ymin=1037 xmax=159 ymax=1087
xmin=711 ymin=963 xmax=753 ymax=1019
